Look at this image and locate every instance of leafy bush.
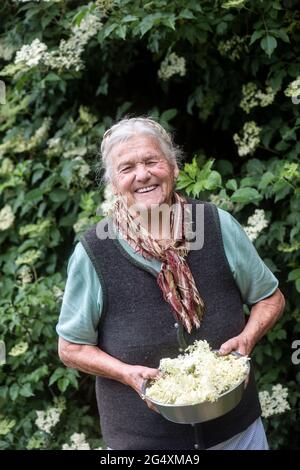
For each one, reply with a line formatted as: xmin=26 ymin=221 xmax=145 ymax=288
xmin=0 ymin=0 xmax=299 ymax=449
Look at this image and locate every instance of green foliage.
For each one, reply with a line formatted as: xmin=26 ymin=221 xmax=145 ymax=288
xmin=0 ymin=0 xmax=299 ymax=449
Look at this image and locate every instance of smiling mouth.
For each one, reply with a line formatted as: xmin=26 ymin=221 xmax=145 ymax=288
xmin=135 ymin=185 xmax=158 ymax=194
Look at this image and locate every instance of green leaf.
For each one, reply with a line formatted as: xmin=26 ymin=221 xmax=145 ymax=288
xmin=122 ymin=15 xmax=138 ymax=23
xmin=178 ymin=9 xmax=195 ymax=19
xmin=226 ymin=179 xmax=238 ymax=191
xmin=269 ymin=30 xmax=290 ymax=43
xmin=204 ymin=171 xmax=222 ymax=190
xmin=288 ymin=268 xmax=300 ymax=282
xmin=49 ymin=189 xmax=68 ymax=203
xmin=250 ymin=30 xmax=265 ymax=45
xmin=258 ymin=172 xmax=275 ymax=189
xmin=115 ymin=25 xmax=127 ymax=40
xmin=231 ymin=187 xmax=262 ymax=203
xmin=24 ymin=189 xmax=44 ymax=203
xmin=260 ymin=35 xmax=277 ymax=57
xmin=49 ymin=367 xmax=65 ymax=386
xmin=19 ymin=383 xmax=34 ymax=398
xmin=9 ymin=384 xmax=19 ymax=401
xmin=160 ymin=109 xmax=178 ymax=123
xmin=44 ymin=73 xmax=61 ymax=82
xmin=57 ymin=378 xmax=69 ymax=393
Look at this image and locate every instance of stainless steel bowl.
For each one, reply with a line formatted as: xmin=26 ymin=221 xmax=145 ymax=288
xmin=142 ymin=351 xmax=250 ymax=424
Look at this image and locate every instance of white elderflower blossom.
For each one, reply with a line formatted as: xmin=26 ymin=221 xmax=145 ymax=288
xmin=284 ymin=76 xmax=300 ymax=104
xmin=240 ymin=83 xmax=276 ymax=113
xmin=0 ymin=205 xmax=15 ymax=231
xmin=95 ymin=0 xmax=115 ymax=13
xmin=62 ymin=432 xmax=91 ymax=450
xmin=218 ymin=35 xmax=247 ymax=61
xmin=15 ymin=39 xmax=47 ymax=68
xmin=210 ymin=193 xmax=234 ymax=211
xmin=43 ymin=14 xmax=102 ymax=72
xmin=259 ymin=384 xmax=290 ymax=418
xmin=35 ymin=407 xmax=61 ymax=434
xmin=9 ymin=341 xmax=29 ymax=357
xmin=15 ymin=249 xmax=42 ymax=266
xmin=243 ymin=209 xmax=268 ymax=241
xmin=73 ymin=217 xmax=90 ymax=234
xmin=0 ymin=158 xmax=15 ymax=176
xmin=100 ymin=185 xmax=116 ymax=216
xmin=17 ymin=266 xmax=33 ymax=285
xmin=158 ymin=53 xmax=186 ymax=81
xmin=222 ymin=0 xmax=246 ymax=8
xmin=146 ymin=340 xmax=249 ymax=405
xmin=74 ymin=157 xmax=90 ymax=179
xmin=53 ymin=286 xmax=64 ymax=301
xmin=233 ymin=121 xmax=261 ymax=157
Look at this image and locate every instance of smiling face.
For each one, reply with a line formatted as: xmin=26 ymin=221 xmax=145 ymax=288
xmin=110 ymin=135 xmax=179 ymax=210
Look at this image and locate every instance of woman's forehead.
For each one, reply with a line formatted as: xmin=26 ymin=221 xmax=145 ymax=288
xmin=112 ymin=135 xmax=164 ymax=159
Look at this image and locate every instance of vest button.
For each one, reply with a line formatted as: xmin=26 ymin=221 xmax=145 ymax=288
xmin=179 ymin=348 xmax=184 ymax=352
xmin=194 ymin=444 xmax=199 ymax=449
xmin=174 ymin=322 xmax=179 ymax=328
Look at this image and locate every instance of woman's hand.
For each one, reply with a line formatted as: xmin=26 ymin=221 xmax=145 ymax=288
xmin=219 ymin=333 xmax=253 ymax=357
xmin=122 ymin=364 xmax=162 ymax=412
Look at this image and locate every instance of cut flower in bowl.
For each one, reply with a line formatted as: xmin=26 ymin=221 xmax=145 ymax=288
xmin=143 ymin=340 xmax=250 ymax=424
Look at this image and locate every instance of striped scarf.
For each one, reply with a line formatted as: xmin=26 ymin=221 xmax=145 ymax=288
xmin=113 ymin=192 xmax=205 ymax=334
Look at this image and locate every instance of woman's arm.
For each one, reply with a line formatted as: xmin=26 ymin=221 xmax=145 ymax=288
xmin=219 ymin=287 xmax=285 ymax=356
xmin=58 ymin=337 xmax=160 ymax=409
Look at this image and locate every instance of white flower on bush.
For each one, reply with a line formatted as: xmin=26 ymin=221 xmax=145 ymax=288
xmin=15 ymin=249 xmax=42 ymax=266
xmin=0 ymin=205 xmax=15 ymax=231
xmin=243 ymin=209 xmax=268 ymax=241
xmin=14 ymin=14 xmax=102 ymax=72
xmin=62 ymin=432 xmax=91 ymax=450
xmin=222 ymin=0 xmax=246 ymax=8
xmin=233 ymin=121 xmax=261 ymax=157
xmin=35 ymin=407 xmax=61 ymax=434
xmin=259 ymin=384 xmax=290 ymax=418
xmin=284 ymin=76 xmax=300 ymax=104
xmin=218 ymin=35 xmax=247 ymax=61
xmin=0 ymin=158 xmax=14 ymax=176
xmin=210 ymin=193 xmax=234 ymax=211
xmin=43 ymin=14 xmax=102 ymax=72
xmin=74 ymin=156 xmax=90 ymax=179
xmin=17 ymin=266 xmax=33 ymax=285
xmin=53 ymin=286 xmax=64 ymax=301
xmin=15 ymin=39 xmax=47 ymax=68
xmin=240 ymin=83 xmax=276 ymax=113
xmin=100 ymin=185 xmax=116 ymax=216
xmin=9 ymin=341 xmax=29 ymax=357
xmin=158 ymin=53 xmax=186 ymax=81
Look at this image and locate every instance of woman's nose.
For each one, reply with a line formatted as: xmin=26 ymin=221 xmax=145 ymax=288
xmin=135 ymin=163 xmax=151 ymax=181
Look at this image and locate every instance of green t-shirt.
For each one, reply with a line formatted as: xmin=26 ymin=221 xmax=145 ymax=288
xmin=56 ymin=208 xmax=278 ymax=345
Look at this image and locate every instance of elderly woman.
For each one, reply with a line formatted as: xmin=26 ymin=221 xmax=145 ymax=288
xmin=57 ymin=117 xmax=285 ymax=450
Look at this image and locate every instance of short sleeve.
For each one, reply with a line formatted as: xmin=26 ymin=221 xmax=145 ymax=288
xmin=218 ymin=208 xmax=279 ymax=305
xmin=56 ymin=242 xmax=102 ymax=345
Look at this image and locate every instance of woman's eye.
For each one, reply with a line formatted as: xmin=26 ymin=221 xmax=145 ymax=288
xmin=121 ymin=166 xmax=131 ymax=173
xmin=147 ymin=161 xmax=157 ymax=166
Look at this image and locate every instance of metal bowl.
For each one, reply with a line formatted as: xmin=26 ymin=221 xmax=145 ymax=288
xmin=142 ymin=351 xmax=250 ymax=424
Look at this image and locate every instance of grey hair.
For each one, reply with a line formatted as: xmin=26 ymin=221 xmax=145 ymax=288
xmin=100 ymin=116 xmax=183 ymax=183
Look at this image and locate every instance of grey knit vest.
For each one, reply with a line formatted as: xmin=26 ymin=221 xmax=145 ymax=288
xmin=81 ymin=199 xmax=261 ymax=450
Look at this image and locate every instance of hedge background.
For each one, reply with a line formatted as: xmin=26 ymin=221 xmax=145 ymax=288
xmin=0 ymin=0 xmax=299 ymax=450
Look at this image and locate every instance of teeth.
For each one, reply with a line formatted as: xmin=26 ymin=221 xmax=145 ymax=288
xmin=136 ymin=185 xmax=157 ymax=193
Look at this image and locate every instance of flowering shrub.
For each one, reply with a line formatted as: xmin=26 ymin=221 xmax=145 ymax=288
xmin=0 ymin=0 xmax=299 ymax=449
